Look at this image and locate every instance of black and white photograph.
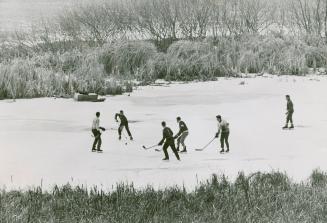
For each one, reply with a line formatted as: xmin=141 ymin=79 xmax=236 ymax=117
xmin=1 ymin=0 xmax=327 ymax=222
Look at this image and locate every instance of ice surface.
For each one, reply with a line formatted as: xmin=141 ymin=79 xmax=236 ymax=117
xmin=1 ymin=75 xmax=327 ymax=191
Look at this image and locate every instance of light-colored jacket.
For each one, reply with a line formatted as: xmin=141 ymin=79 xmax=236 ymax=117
xmin=92 ymin=117 xmax=100 ymax=130
xmin=218 ymin=119 xmax=229 ymax=133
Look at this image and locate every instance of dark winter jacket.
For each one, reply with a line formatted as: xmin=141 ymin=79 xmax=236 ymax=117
xmin=175 ymin=121 xmax=188 ymax=138
xmin=115 ymin=113 xmax=128 ymax=125
xmin=159 ymin=127 xmax=174 ymax=145
xmin=287 ymin=100 xmax=294 ymax=113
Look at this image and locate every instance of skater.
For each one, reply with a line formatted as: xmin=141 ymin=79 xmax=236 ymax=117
xmin=215 ymin=115 xmax=230 ymax=153
xmin=174 ymin=117 xmax=189 ymax=152
xmin=91 ymin=112 xmax=104 ymax=152
xmin=158 ymin=121 xmax=180 ymax=161
xmin=115 ymin=110 xmax=133 ymax=140
xmin=283 ymin=95 xmax=294 ymax=129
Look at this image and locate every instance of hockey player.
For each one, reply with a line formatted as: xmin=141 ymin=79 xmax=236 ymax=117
xmin=174 ymin=117 xmax=189 ymax=152
xmin=283 ymin=95 xmax=294 ymax=129
xmin=115 ymin=110 xmax=133 ymax=140
xmin=158 ymin=121 xmax=180 ymax=161
xmin=215 ymin=115 xmax=230 ymax=153
xmin=91 ymin=112 xmax=105 ymax=152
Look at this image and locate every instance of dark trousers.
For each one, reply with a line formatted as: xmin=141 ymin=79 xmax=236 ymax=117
xmin=163 ymin=141 xmax=180 ymax=160
xmin=220 ymin=131 xmax=229 ymax=150
xmin=92 ymin=129 xmax=102 ymax=150
xmin=286 ymin=111 xmax=294 ymax=125
xmin=118 ymin=123 xmax=132 ymax=137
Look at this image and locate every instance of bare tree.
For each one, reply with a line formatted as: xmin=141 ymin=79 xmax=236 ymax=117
xmin=289 ymin=0 xmax=327 ymax=39
xmin=132 ymin=0 xmax=179 ymax=40
xmin=57 ymin=1 xmax=127 ymax=45
xmin=178 ymin=0 xmax=212 ymax=39
xmin=239 ymin=0 xmax=276 ymax=34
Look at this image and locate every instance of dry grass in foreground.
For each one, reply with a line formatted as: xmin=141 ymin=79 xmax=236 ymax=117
xmin=1 ymin=170 xmax=327 ymax=222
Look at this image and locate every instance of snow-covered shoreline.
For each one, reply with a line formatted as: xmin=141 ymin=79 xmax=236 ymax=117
xmin=1 ymin=75 xmax=327 ymax=191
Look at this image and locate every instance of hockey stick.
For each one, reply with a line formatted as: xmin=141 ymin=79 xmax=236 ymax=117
xmin=195 ymin=137 xmax=216 ymax=151
xmin=142 ymin=144 xmax=158 ymax=150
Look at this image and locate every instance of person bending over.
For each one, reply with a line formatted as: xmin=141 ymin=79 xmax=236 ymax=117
xmin=158 ymin=121 xmax=180 ymax=161
xmin=115 ymin=110 xmax=133 ymax=140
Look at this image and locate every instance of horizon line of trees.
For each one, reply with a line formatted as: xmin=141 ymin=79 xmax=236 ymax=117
xmin=56 ymin=0 xmax=327 ymax=43
xmin=1 ymin=0 xmax=327 ymax=55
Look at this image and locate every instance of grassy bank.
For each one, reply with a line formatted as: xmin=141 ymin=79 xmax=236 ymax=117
xmin=1 ymin=170 xmax=327 ymax=222
xmin=1 ymin=34 xmax=327 ymax=100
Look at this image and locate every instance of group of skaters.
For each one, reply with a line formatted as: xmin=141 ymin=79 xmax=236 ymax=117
xmin=91 ymin=95 xmax=294 ymax=161
xmin=91 ymin=110 xmax=133 ymax=152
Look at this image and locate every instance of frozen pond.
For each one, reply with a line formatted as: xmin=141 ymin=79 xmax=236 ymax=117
xmin=0 ymin=75 xmax=327 ymax=191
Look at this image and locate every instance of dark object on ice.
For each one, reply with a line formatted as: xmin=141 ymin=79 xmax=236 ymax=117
xmin=93 ymin=98 xmax=106 ymax=102
xmin=115 ymin=110 xmax=133 ymax=140
xmin=78 ymin=91 xmax=89 ymax=95
xmin=158 ymin=121 xmax=180 ymax=161
xmin=74 ymin=93 xmax=106 ymax=102
xmin=283 ymin=95 xmax=294 ymax=129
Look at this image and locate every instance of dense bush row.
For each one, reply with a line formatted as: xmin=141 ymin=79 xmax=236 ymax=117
xmin=1 ymin=33 xmax=326 ymax=99
xmin=1 ymin=170 xmax=327 ymax=222
xmin=0 ymin=50 xmax=133 ymax=99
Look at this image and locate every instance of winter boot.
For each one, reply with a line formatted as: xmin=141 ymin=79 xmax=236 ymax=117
xmin=180 ymin=147 xmax=187 ymax=153
xmin=289 ymin=125 xmax=294 ymax=129
xmin=282 ymin=125 xmax=288 ymax=129
xmin=130 ymin=136 xmax=133 ymax=140
xmin=162 ymin=157 xmax=169 ymax=161
xmin=119 ymin=135 xmax=121 ymax=140
xmin=220 ymin=149 xmax=225 ymax=153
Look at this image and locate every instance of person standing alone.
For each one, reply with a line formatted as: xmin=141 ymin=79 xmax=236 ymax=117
xmin=158 ymin=121 xmax=180 ymax=161
xmin=283 ymin=95 xmax=294 ymax=129
xmin=174 ymin=117 xmax=189 ymax=153
xmin=115 ymin=110 xmax=133 ymax=140
xmin=215 ymin=115 xmax=230 ymax=153
xmin=92 ymin=112 xmax=104 ymax=152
